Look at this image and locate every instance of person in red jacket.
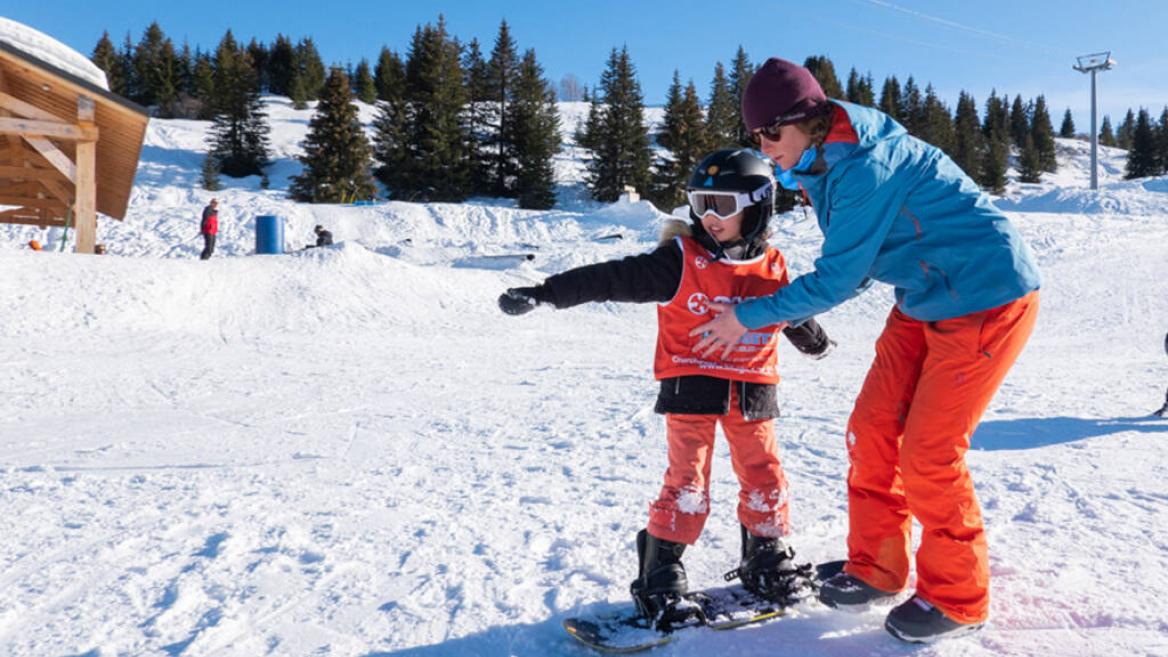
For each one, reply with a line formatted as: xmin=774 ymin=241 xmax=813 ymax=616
xmin=199 ymin=198 xmax=219 ymax=260
xmin=499 ymin=149 xmax=832 ymax=629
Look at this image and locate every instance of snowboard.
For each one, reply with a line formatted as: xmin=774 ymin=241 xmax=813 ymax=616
xmin=562 ymin=561 xmax=844 ymax=654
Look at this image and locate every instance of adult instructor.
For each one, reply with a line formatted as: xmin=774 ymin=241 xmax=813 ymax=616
xmin=691 ymin=58 xmax=1041 ymax=643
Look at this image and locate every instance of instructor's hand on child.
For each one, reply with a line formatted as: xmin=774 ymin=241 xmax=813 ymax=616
xmin=498 ymin=287 xmax=541 ymax=316
xmin=689 ymin=302 xmax=786 ymax=360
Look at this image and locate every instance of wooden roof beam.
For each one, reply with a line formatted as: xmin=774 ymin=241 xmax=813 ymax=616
xmin=0 ymin=116 xmax=98 ymax=141
xmin=0 ymin=91 xmax=66 ymax=122
xmin=0 ymin=194 xmax=66 ymax=210
xmin=21 ymin=136 xmax=75 ymax=182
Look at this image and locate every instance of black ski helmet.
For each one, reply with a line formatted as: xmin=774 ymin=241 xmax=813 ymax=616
xmin=686 ymin=149 xmax=777 ymax=244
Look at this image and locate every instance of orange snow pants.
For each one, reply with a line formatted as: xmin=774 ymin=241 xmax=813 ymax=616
xmin=648 ymin=386 xmax=790 ymax=545
xmin=844 ymin=291 xmax=1038 ymax=624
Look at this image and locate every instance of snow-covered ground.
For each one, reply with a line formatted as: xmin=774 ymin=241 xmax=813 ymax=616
xmin=1 ymin=99 xmax=1166 ymax=657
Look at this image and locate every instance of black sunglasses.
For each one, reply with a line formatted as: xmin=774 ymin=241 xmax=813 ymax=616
xmin=749 ymin=120 xmax=783 ymax=146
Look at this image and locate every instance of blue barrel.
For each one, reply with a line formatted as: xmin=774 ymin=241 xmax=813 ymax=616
xmin=255 ymin=215 xmax=284 ymax=254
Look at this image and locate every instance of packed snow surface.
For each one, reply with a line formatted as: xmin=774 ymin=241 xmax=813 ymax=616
xmin=0 ymin=99 xmax=1166 ymax=657
xmin=0 ymin=17 xmax=109 ymax=90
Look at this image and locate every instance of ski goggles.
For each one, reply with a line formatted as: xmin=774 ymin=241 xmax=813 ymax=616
xmin=686 ymin=183 xmax=772 ymax=221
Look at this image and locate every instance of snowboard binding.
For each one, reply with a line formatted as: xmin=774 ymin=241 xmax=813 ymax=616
xmin=723 ymin=524 xmax=817 ymax=604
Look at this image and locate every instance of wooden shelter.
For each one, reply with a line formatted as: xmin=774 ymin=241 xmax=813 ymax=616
xmin=0 ymin=41 xmax=148 ymax=253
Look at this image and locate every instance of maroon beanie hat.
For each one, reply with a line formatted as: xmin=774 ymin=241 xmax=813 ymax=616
xmin=742 ymin=57 xmax=829 ymax=131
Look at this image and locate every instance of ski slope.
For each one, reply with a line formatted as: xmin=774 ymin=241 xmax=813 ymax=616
xmin=0 ymin=99 xmax=1166 ymax=657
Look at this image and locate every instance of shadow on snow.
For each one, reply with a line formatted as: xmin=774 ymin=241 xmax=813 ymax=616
xmin=972 ymin=415 xmax=1167 ymax=451
xmin=361 ymin=600 xmax=916 ymax=657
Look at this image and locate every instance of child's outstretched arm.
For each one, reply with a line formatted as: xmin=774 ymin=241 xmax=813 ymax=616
xmin=498 ymin=242 xmax=682 ymax=316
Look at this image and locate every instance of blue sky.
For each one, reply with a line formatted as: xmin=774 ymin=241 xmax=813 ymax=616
xmin=7 ymin=0 xmax=1167 ymax=126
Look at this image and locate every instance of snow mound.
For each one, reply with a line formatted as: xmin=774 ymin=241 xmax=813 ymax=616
xmin=0 ymin=17 xmax=108 ymax=90
xmin=998 ymin=174 xmax=1168 ymax=215
xmin=0 ymin=242 xmax=507 ymax=340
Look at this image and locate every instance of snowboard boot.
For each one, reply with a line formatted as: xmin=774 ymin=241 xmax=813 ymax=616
xmin=817 ymin=567 xmax=898 ymax=610
xmin=629 ymin=529 xmax=703 ymax=630
xmin=723 ymin=524 xmax=816 ymax=603
xmin=884 ymin=595 xmax=985 ymax=643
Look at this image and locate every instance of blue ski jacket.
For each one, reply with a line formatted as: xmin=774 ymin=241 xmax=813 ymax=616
xmin=736 ymin=101 xmax=1041 ymax=329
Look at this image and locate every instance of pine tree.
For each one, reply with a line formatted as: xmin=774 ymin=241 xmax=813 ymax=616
xmin=268 ymin=35 xmax=296 ymax=96
xmin=918 ymin=85 xmax=955 ymax=155
xmin=845 ymin=68 xmax=874 ymax=106
xmin=486 ymin=20 xmax=520 ymax=196
xmin=1118 ymin=109 xmax=1136 ymax=150
xmin=952 ymin=91 xmax=984 ymax=179
xmin=374 ymin=47 xmax=406 ymax=102
xmin=133 ymin=22 xmax=178 ymax=114
xmin=982 ymin=91 xmax=1009 ymax=144
xmin=370 ymin=50 xmax=410 ymax=197
xmin=1008 ymin=95 xmax=1030 ymax=150
xmin=1099 ymin=115 xmax=1116 ymax=147
xmin=508 ymin=49 xmax=561 ymax=209
xmin=288 ymin=71 xmax=310 ymax=110
xmin=91 ymin=31 xmax=126 ymax=96
xmin=290 ymin=68 xmax=376 ymax=203
xmin=175 ymin=42 xmax=194 ymax=98
xmin=1018 ymin=134 xmax=1043 ymax=183
xmin=803 ymin=55 xmax=843 ymax=98
xmin=1157 ymin=108 xmax=1168 ymax=175
xmin=201 ymin=154 xmax=222 ymax=191
xmin=728 ymin=47 xmax=754 ymax=146
xmin=980 ymin=134 xmax=1009 ymax=194
xmin=463 ymin=39 xmax=492 ymax=196
xmin=1059 ymin=108 xmax=1076 ymax=138
xmin=879 ymin=76 xmax=902 ymax=123
xmin=1124 ymin=108 xmax=1158 ymax=179
xmin=296 ymin=38 xmax=327 ymax=100
xmin=247 ymin=38 xmax=270 ymax=92
xmin=979 ymin=91 xmax=1010 ymax=192
xmin=119 ymin=32 xmax=138 ymax=104
xmin=1030 ymin=95 xmax=1057 ymax=173
xmin=377 ymin=17 xmax=471 ymax=201
xmin=575 ymin=91 xmax=602 ymax=151
xmin=705 ymin=62 xmax=737 ymax=148
xmin=354 ymin=59 xmax=377 ymax=104
xmin=652 ymin=72 xmax=709 ymax=211
xmin=900 ymin=77 xmax=923 ymax=135
xmin=192 ymin=51 xmax=216 ymax=120
xmin=584 ymin=47 xmax=652 ymax=202
xmin=207 ymin=30 xmax=271 ymax=178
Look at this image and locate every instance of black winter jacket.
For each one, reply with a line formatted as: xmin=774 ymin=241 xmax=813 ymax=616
xmin=530 ymin=229 xmax=832 ymax=419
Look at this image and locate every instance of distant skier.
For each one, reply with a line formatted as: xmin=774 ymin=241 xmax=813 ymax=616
xmin=692 ymin=58 xmax=1042 ymax=642
xmin=199 ymin=198 xmax=218 ymax=260
xmin=498 ymin=149 xmax=833 ymax=628
xmin=1156 ymin=332 xmax=1168 ymax=417
xmin=307 ymin=225 xmax=333 ymax=248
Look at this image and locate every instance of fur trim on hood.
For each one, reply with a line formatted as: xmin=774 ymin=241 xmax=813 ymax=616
xmin=659 ymin=219 xmax=693 ymax=245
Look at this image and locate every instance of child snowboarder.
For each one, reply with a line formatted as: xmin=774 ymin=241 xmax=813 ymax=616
xmin=498 ymin=149 xmax=833 ymax=628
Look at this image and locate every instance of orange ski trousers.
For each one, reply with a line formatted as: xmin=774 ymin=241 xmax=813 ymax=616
xmin=843 ymin=291 xmax=1038 ymax=624
xmin=648 ymin=386 xmax=790 ymax=545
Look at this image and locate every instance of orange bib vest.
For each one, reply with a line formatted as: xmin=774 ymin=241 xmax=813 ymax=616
xmin=654 ymin=236 xmax=789 ymax=384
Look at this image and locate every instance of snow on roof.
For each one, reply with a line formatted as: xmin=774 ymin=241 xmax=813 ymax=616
xmin=0 ymin=17 xmax=108 ymax=90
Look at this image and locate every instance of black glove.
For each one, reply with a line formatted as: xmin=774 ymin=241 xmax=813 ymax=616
xmin=498 ymin=287 xmax=542 ymax=316
xmin=802 ymin=337 xmax=837 ymax=360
